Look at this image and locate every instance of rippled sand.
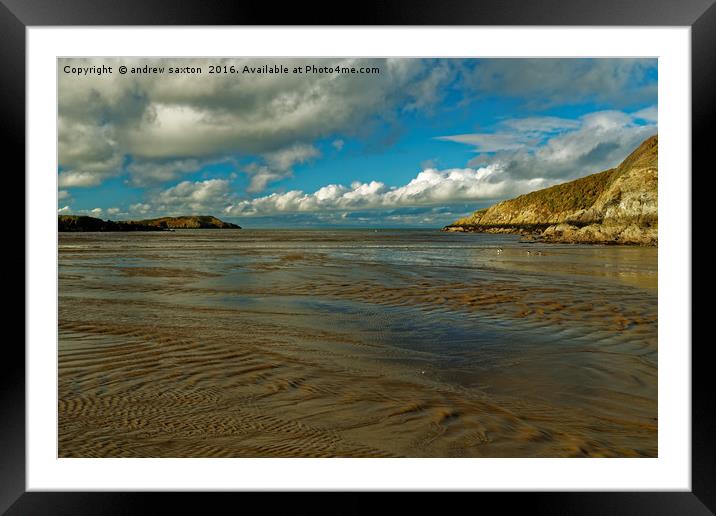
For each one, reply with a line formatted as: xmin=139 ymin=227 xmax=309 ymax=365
xmin=59 ymin=229 xmax=657 ymax=457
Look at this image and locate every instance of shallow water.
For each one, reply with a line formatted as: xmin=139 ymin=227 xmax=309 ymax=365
xmin=59 ymin=229 xmax=657 ymax=457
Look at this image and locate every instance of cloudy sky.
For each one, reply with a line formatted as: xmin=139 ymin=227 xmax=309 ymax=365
xmin=58 ymin=58 xmax=657 ymax=227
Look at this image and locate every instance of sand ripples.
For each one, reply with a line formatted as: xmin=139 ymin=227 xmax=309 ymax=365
xmin=59 ymin=231 xmax=657 ymax=457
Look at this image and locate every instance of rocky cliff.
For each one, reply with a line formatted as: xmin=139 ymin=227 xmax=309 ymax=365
xmin=443 ymin=135 xmax=658 ymax=245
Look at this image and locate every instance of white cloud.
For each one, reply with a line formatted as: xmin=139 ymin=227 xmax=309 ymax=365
xmin=243 ymin=143 xmax=321 ymax=193
xmin=57 ymin=58 xmax=656 ymax=195
xmin=129 ymin=164 xmax=548 ymax=220
xmin=126 ymin=158 xmax=203 ymax=186
xmin=224 ymin=166 xmax=548 ymax=217
xmin=448 ymin=108 xmax=656 ymax=181
xmin=58 ymin=205 xmax=71 ymax=214
xmin=436 ymin=114 xmax=584 ymax=153
xmin=58 ymin=58 xmax=451 ymax=188
xmin=158 ymin=178 xmax=231 ymax=204
xmin=264 ymin=143 xmax=320 ymax=171
xmin=59 ymin=170 xmax=114 ymax=188
xmin=633 ymin=105 xmax=658 ymax=123
xmin=219 ymin=107 xmax=655 ymax=218
xmin=403 ymin=61 xmax=456 ymax=112
xmin=125 ymin=107 xmax=656 ymax=220
xmin=129 ymin=203 xmax=152 ymax=216
xmin=245 ymin=166 xmax=285 ymax=193
xmin=74 ymin=99 xmax=657 ymax=224
xmin=58 ymin=119 xmax=123 ymax=187
xmin=131 ymin=179 xmax=233 ymax=217
xmin=58 ymin=190 xmax=70 ymax=200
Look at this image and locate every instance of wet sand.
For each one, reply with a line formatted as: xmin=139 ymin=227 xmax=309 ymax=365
xmin=59 ymin=229 xmax=657 ymax=457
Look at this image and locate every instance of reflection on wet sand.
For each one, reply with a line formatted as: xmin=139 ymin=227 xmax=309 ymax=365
xmin=59 ymin=229 xmax=657 ymax=457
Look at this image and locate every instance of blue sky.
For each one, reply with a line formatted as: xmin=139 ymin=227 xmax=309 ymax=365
xmin=58 ymin=58 xmax=657 ymax=227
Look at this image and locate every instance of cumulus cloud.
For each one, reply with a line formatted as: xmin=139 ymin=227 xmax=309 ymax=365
xmin=124 ymin=106 xmax=655 ymax=221
xmin=59 ymin=166 xmax=121 ymax=188
xmin=264 ymin=143 xmax=321 ymax=171
xmin=130 ymin=179 xmax=233 ymax=217
xmin=126 ymin=158 xmax=203 ymax=186
xmin=403 ymin=61 xmax=456 ymax=112
xmin=58 ymin=205 xmax=71 ymax=214
xmin=129 ymin=203 xmax=152 ymax=216
xmin=159 ymin=178 xmax=231 ymax=203
xmin=58 ymin=57 xmax=658 ymax=226
xmin=244 ymin=166 xmax=286 ymax=193
xmin=243 ymin=143 xmax=321 ymax=192
xmin=58 ymin=119 xmax=124 ymax=187
xmin=58 ymin=58 xmax=655 ymax=191
xmin=58 ymin=58 xmax=453 ymax=188
xmin=129 ymin=165 xmax=547 ymax=220
xmin=223 ymin=167 xmax=547 ymax=217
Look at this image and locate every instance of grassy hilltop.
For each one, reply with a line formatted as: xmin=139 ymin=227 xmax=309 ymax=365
xmin=129 ymin=216 xmax=240 ymax=229
xmin=444 ymin=135 xmax=658 ymax=245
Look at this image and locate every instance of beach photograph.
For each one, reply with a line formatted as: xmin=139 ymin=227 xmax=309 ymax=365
xmin=58 ymin=57 xmax=658 ymax=458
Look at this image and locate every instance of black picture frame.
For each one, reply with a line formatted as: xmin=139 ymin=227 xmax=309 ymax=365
xmin=5 ymin=1 xmax=710 ymax=514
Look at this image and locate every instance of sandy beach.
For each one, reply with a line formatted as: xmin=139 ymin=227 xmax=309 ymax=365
xmin=59 ymin=229 xmax=657 ymax=457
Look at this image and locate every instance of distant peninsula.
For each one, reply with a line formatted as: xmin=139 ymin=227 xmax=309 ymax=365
xmin=58 ymin=215 xmax=241 ymax=232
xmin=443 ymin=135 xmax=658 ymax=246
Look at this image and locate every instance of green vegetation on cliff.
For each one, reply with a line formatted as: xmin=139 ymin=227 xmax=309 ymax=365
xmin=484 ymin=167 xmax=619 ymax=216
xmin=444 ymin=135 xmax=658 ymax=245
xmin=59 ymin=215 xmax=241 ymax=232
xmin=130 ymin=216 xmax=241 ymax=229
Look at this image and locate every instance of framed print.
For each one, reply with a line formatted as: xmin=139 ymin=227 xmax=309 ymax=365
xmin=5 ymin=0 xmax=711 ymax=513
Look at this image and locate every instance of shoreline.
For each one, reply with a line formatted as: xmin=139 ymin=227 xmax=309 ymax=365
xmin=443 ymin=223 xmax=657 ymax=246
